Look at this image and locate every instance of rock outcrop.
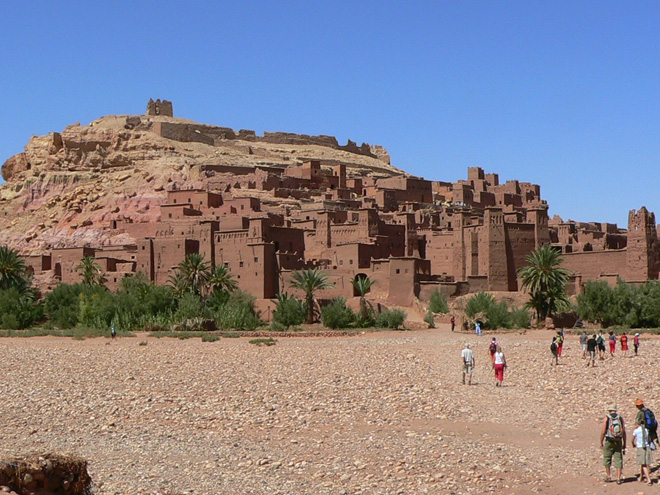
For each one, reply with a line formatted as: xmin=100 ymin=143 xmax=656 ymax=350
xmin=0 ymin=109 xmax=399 ymax=253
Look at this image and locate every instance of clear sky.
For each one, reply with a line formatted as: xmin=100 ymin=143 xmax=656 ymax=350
xmin=2 ymin=1 xmax=659 ymax=227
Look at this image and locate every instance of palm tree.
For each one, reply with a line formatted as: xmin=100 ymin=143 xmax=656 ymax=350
xmin=172 ymin=253 xmax=211 ymax=296
xmin=351 ymin=275 xmax=375 ymax=321
xmin=209 ymin=264 xmax=238 ymax=294
xmin=75 ymin=256 xmax=106 ymax=286
xmin=518 ymin=245 xmax=570 ymax=321
xmin=0 ymin=245 xmax=29 ymax=292
xmin=290 ymin=268 xmax=333 ymax=324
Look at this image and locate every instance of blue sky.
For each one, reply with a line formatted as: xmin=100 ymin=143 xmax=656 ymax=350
xmin=2 ymin=1 xmax=659 ymax=227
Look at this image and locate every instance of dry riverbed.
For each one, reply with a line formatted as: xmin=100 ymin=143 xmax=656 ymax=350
xmin=0 ymin=327 xmax=658 ymax=494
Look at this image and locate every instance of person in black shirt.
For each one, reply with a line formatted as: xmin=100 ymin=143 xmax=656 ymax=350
xmin=586 ymin=334 xmax=597 ymax=367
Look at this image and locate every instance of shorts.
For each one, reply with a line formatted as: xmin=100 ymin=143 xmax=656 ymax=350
xmin=581 ymin=343 xmax=587 ymax=351
xmin=463 ymin=362 xmax=473 ymax=374
xmin=598 ymin=343 xmax=605 ymax=352
xmin=588 ymin=350 xmax=596 ymax=361
xmin=603 ymin=439 xmax=623 ymax=468
xmin=637 ymin=447 xmax=653 ymax=466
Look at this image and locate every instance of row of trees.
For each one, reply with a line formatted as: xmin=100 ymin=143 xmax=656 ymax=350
xmin=577 ymin=279 xmax=660 ymax=328
xmin=0 ymin=246 xmax=398 ymax=331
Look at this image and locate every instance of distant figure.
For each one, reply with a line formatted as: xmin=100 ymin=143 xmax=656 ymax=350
xmin=597 ymin=331 xmax=606 ymax=360
xmin=631 ymin=417 xmax=653 ymax=485
xmin=111 ymin=326 xmax=116 ymax=339
xmin=450 ymin=315 xmax=455 ymax=332
xmin=492 ymin=345 xmax=507 ymax=387
xmin=580 ymin=331 xmax=588 ymax=359
xmin=609 ymin=330 xmax=616 ymax=357
xmin=489 ymin=337 xmax=498 ymax=364
xmin=586 ymin=334 xmax=597 ymax=367
xmin=550 ymin=337 xmax=559 ymax=367
xmin=620 ymin=332 xmax=629 ymax=358
xmin=634 ymin=333 xmax=640 ymax=356
xmin=556 ymin=330 xmax=564 ymax=357
xmin=461 ymin=343 xmax=475 ymax=385
xmin=475 ymin=321 xmax=482 ymax=336
xmin=600 ymin=404 xmax=626 ymax=484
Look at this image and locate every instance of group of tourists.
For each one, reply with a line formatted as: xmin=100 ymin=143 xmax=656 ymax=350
xmin=600 ymin=399 xmax=658 ymax=485
xmin=459 ymin=323 xmax=657 ymax=484
xmin=567 ymin=330 xmax=641 ymax=367
xmin=461 ymin=337 xmax=507 ymax=387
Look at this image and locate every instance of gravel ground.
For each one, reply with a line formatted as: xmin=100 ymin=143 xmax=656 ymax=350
xmin=0 ymin=327 xmax=658 ymax=494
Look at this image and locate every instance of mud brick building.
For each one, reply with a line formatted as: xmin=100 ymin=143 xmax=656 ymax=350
xmin=24 ymin=163 xmax=660 ymax=308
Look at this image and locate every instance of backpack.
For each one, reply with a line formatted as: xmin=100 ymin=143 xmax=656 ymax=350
xmin=606 ymin=413 xmax=623 ymax=440
xmin=550 ymin=342 xmax=558 ymax=353
xmin=489 ymin=342 xmax=497 ymax=353
xmin=645 ymin=409 xmax=658 ymax=433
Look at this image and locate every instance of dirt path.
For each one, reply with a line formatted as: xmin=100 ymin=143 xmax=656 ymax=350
xmin=0 ymin=327 xmax=658 ymax=494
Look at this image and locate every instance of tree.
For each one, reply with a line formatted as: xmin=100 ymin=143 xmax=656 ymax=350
xmin=209 ymin=264 xmax=238 ymax=294
xmin=0 ymin=245 xmax=29 ymax=292
xmin=518 ymin=245 xmax=570 ymax=321
xmin=75 ymin=256 xmax=106 ymax=286
xmin=290 ymin=268 xmax=333 ymax=324
xmin=351 ymin=275 xmax=375 ymax=322
xmin=170 ymin=253 xmax=211 ymax=296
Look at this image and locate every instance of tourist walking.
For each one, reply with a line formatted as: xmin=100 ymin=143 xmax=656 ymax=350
xmin=580 ymin=331 xmax=588 ymax=359
xmin=556 ymin=330 xmax=564 ymax=357
xmin=492 ymin=345 xmax=507 ymax=387
xmin=600 ymin=404 xmax=626 ymax=484
xmin=635 ymin=398 xmax=659 ymax=447
xmin=550 ymin=337 xmax=559 ymax=367
xmin=597 ymin=331 xmax=606 ymax=360
xmin=609 ymin=330 xmax=616 ymax=357
xmin=634 ymin=333 xmax=640 ymax=356
xmin=631 ymin=417 xmax=653 ymax=484
xmin=451 ymin=315 xmax=455 ymax=332
xmin=586 ymin=334 xmax=597 ymax=367
xmin=489 ymin=337 xmax=498 ymax=364
xmin=111 ymin=326 xmax=116 ymax=339
xmin=620 ymin=332 xmax=629 ymax=358
xmin=475 ymin=321 xmax=482 ymax=336
xmin=461 ymin=343 xmax=475 ymax=385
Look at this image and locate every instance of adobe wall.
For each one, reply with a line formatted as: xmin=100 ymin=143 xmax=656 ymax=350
xmin=560 ymin=250 xmax=627 ymax=282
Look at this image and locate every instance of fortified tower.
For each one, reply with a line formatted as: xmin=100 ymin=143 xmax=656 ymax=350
xmin=146 ymin=98 xmax=173 ymax=117
xmin=626 ymin=207 xmax=660 ymax=281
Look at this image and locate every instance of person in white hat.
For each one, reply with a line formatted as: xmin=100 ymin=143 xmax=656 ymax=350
xmin=600 ymin=404 xmax=626 ymax=484
xmin=633 ymin=333 xmax=640 ymax=356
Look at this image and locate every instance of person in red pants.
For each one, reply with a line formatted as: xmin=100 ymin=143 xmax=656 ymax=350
xmin=492 ymin=346 xmax=507 ymax=387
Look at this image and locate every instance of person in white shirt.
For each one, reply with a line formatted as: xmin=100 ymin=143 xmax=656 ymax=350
xmin=492 ymin=346 xmax=507 ymax=387
xmin=461 ymin=343 xmax=475 ymax=385
xmin=631 ymin=418 xmax=653 ymax=484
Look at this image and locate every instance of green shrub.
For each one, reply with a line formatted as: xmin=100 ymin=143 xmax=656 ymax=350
xmin=424 ymin=308 xmax=435 ymax=328
xmin=375 ymin=309 xmax=407 ymax=329
xmin=175 ymin=292 xmax=206 ymax=321
xmin=0 ymin=288 xmax=43 ymax=329
xmin=201 ymin=333 xmax=220 ymax=342
xmin=272 ymin=293 xmax=305 ymax=329
xmin=212 ymin=290 xmax=261 ymax=331
xmin=429 ymin=289 xmax=449 ymax=314
xmin=249 ymin=337 xmax=277 ymax=346
xmin=510 ymin=307 xmax=531 ymax=329
xmin=465 ymin=292 xmax=496 ymax=318
xmin=321 ymin=298 xmax=355 ymax=329
xmin=43 ymin=283 xmax=86 ymax=328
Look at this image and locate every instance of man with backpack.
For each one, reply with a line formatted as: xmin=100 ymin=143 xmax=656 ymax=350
xmin=600 ymin=404 xmax=627 ymax=484
xmin=550 ymin=337 xmax=559 ymax=367
xmin=635 ymin=398 xmax=658 ymax=447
